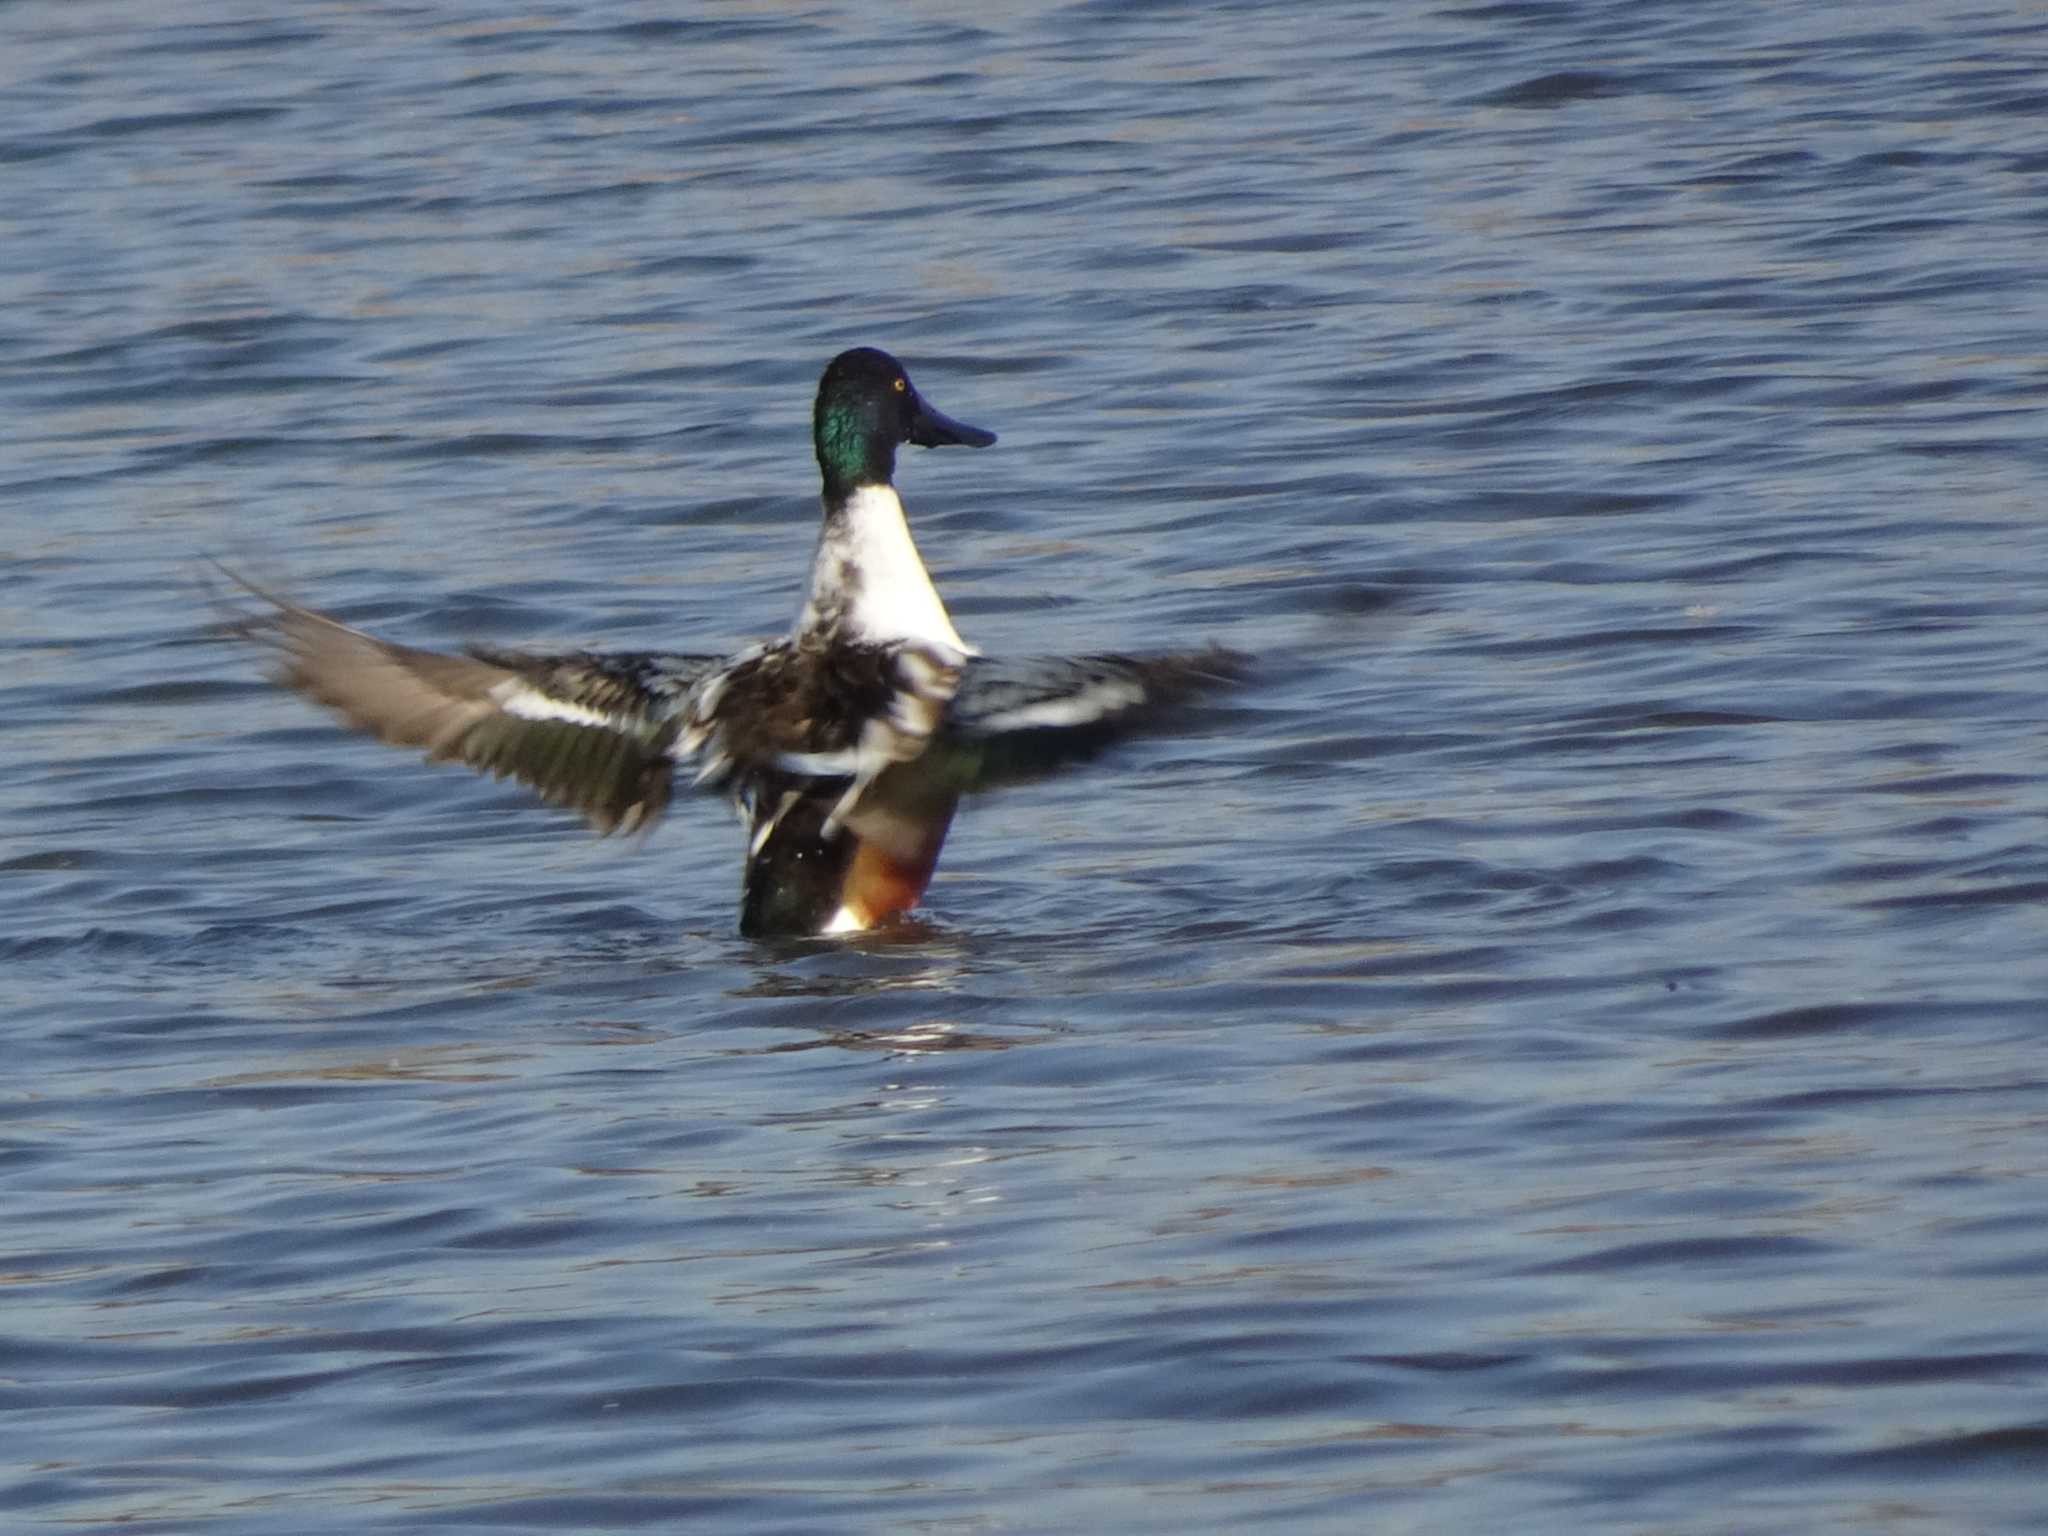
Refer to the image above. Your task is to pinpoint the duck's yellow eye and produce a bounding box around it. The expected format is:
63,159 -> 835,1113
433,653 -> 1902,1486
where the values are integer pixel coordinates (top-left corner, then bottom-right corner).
893,377 -> 907,393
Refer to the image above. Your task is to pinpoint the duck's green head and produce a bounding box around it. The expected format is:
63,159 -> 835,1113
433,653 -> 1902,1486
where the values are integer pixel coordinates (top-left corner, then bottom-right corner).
813,347 -> 996,499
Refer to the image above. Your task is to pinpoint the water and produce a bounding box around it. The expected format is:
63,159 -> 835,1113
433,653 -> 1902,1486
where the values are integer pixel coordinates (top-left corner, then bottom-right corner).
5,2 -> 2047,1530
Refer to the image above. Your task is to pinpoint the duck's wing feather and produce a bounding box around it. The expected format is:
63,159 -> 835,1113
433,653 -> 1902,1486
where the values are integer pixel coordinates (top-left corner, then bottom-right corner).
691,636 -> 968,836
229,583 -> 717,835
737,645 -> 1248,793
932,646 -> 1247,792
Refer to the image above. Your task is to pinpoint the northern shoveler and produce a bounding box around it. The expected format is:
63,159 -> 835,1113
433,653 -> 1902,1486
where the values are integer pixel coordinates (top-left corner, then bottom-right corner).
230,347 -> 1240,936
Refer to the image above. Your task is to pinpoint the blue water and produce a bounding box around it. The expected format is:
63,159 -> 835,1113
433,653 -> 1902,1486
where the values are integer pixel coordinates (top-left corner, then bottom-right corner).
5,2 -> 2047,1531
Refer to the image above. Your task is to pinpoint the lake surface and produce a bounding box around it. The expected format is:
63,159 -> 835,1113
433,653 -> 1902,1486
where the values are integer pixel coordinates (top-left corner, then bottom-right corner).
4,2 -> 2047,1531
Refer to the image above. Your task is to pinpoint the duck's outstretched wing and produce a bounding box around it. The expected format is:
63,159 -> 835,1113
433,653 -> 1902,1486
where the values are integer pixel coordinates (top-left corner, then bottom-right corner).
226,580 -> 718,835
930,646 -> 1247,792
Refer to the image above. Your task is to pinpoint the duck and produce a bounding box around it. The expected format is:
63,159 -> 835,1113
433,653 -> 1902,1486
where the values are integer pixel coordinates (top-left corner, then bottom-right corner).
230,346 -> 1240,937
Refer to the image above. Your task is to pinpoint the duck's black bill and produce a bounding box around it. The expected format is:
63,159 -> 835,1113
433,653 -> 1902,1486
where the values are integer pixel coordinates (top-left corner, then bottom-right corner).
908,394 -> 997,450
